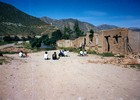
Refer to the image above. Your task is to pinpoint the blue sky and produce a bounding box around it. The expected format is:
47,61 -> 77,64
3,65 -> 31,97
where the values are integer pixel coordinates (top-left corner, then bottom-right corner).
1,0 -> 140,27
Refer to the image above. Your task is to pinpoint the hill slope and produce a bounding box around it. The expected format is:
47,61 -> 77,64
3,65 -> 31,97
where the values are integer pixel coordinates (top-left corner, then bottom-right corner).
0,2 -> 56,35
41,17 -> 99,33
97,24 -> 140,31
128,27 -> 140,31
97,24 -> 119,30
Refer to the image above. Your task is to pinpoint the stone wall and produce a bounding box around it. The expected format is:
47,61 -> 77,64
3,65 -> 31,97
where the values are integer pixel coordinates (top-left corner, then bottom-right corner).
99,28 -> 128,54
72,37 -> 85,48
56,40 -> 73,48
56,37 -> 85,48
57,28 -> 140,54
128,30 -> 140,53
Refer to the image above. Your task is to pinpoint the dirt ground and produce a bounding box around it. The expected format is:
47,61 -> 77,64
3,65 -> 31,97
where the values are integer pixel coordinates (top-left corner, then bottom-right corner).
0,50 -> 140,100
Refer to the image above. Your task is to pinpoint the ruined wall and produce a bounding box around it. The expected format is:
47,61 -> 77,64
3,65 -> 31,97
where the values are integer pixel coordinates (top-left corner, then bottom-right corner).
72,37 -> 85,48
100,28 -> 128,54
128,31 -> 140,53
57,28 -> 135,55
57,37 -> 85,48
92,33 -> 103,53
85,33 -> 102,52
84,33 -> 94,50
56,40 -> 73,47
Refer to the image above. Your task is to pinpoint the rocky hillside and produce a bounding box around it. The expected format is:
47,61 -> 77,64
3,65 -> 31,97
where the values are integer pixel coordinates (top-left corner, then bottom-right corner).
97,24 -> 119,30
41,17 -> 99,33
0,2 -> 57,35
128,27 -> 140,31
97,24 -> 140,31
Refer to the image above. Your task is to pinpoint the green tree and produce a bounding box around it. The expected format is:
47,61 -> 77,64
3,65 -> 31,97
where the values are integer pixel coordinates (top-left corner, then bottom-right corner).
27,36 -> 32,40
90,29 -> 94,36
21,36 -> 26,41
3,35 -> 12,42
50,30 -> 62,44
14,35 -> 20,41
42,35 -> 51,45
62,26 -> 72,39
89,29 -> 94,42
74,20 -> 83,37
30,38 -> 42,48
62,33 -> 70,39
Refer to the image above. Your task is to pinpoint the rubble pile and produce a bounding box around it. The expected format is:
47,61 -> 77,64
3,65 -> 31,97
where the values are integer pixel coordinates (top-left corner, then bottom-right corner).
88,54 -> 140,66
0,56 -> 13,65
0,47 -> 32,53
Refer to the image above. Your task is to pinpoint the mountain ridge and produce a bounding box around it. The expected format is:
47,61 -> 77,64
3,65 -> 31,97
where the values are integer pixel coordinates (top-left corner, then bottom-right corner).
41,17 -> 140,32
1,1 -> 140,36
0,1 -> 47,26
0,1 -> 56,35
97,24 -> 119,30
41,17 -> 99,33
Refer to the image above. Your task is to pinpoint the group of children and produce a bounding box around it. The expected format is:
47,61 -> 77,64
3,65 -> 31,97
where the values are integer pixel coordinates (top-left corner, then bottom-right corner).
79,50 -> 87,56
19,51 -> 29,58
44,51 -> 59,60
44,50 -> 69,60
58,50 -> 69,57
19,49 -> 87,60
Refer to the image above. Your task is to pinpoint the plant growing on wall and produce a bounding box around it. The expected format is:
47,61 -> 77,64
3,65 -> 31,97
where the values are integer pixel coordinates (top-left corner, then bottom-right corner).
89,29 -> 94,42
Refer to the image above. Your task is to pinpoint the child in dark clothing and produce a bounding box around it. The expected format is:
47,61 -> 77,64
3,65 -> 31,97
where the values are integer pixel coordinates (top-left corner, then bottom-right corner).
52,52 -> 59,60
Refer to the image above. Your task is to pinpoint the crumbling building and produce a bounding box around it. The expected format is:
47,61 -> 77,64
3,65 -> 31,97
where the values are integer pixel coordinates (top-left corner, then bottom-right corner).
57,28 -> 140,54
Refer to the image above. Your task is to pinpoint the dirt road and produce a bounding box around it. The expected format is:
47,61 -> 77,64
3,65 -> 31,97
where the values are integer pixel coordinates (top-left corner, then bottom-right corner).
0,50 -> 140,100
0,43 -> 15,49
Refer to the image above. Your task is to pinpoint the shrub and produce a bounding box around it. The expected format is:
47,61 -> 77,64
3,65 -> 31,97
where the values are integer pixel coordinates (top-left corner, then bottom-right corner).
58,47 -> 80,53
98,52 -> 114,57
22,42 -> 32,49
0,51 -> 18,54
129,64 -> 140,69
87,50 -> 96,54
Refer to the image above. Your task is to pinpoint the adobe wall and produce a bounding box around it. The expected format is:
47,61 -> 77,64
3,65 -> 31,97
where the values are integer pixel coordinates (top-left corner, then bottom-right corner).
99,28 -> 128,54
85,33 -> 102,52
72,37 -> 85,48
57,28 -> 136,55
56,37 -> 85,48
56,40 -> 73,47
128,30 -> 140,53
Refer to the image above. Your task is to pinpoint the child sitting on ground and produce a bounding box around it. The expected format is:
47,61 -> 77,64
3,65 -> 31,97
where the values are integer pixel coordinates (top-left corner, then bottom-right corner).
52,52 -> 59,60
44,51 -> 50,60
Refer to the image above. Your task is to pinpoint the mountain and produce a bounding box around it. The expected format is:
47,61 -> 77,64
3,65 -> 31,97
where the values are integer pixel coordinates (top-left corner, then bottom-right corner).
0,2 -> 56,35
41,17 -> 99,33
97,24 -> 119,30
128,27 -> 140,31
97,24 -> 140,31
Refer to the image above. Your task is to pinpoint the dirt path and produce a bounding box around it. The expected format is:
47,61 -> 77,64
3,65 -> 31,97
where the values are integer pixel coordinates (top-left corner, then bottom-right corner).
0,43 -> 15,49
0,50 -> 140,100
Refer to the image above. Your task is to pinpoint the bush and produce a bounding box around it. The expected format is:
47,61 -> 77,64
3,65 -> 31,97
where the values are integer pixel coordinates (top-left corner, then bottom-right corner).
22,42 -> 32,49
0,51 -> 18,54
30,38 -> 42,48
87,50 -> 96,54
98,52 -> 114,57
58,47 -> 80,53
129,64 -> 140,69
0,58 -> 5,65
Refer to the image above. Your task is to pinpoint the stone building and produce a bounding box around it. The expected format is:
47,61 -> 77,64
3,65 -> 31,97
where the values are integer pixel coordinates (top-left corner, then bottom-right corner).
57,28 -> 139,54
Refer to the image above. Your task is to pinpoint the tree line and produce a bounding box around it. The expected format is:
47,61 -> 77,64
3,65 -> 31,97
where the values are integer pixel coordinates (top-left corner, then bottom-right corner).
1,21 -> 94,49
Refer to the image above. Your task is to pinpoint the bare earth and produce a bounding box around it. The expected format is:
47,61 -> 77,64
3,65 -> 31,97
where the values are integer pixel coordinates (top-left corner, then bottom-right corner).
0,50 -> 140,100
